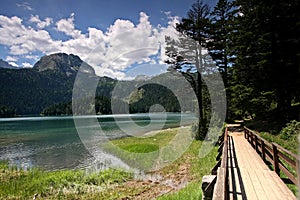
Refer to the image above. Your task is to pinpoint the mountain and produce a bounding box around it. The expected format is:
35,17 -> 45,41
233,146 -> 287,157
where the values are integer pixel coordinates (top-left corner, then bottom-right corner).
34,53 -> 95,76
0,52 -> 194,117
0,53 -> 102,115
0,59 -> 18,69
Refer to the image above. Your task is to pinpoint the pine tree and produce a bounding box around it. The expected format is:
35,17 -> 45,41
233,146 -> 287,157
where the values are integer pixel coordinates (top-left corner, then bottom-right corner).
231,0 -> 300,120
207,0 -> 237,88
165,0 -> 212,139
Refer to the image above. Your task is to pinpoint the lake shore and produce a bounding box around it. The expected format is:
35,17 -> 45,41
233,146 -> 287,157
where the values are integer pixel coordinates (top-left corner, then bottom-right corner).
0,113 -> 196,170
0,126 -> 218,199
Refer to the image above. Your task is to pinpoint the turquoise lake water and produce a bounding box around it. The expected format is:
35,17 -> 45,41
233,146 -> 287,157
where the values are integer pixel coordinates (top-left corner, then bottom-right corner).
0,113 -> 196,170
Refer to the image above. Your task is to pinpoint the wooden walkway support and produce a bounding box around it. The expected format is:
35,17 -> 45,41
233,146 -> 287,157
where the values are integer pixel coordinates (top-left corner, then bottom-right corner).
211,125 -> 297,200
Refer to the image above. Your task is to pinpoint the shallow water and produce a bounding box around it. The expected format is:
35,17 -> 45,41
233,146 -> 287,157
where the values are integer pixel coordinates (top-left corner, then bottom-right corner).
0,113 -> 196,170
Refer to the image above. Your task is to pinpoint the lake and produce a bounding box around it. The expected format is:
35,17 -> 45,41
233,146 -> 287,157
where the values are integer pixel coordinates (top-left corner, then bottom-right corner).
0,113 -> 196,171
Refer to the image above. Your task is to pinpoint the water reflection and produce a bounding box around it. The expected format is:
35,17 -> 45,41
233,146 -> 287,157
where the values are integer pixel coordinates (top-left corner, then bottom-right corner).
0,113 -> 196,171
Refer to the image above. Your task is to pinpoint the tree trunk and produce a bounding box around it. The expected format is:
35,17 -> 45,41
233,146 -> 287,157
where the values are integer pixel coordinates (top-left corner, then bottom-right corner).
195,42 -> 206,139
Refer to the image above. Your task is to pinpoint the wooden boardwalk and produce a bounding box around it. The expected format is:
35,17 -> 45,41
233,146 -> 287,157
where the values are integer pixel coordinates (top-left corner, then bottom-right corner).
227,128 -> 297,200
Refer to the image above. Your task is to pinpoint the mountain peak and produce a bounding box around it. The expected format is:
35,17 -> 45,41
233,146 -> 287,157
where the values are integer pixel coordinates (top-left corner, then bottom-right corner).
34,53 -> 93,76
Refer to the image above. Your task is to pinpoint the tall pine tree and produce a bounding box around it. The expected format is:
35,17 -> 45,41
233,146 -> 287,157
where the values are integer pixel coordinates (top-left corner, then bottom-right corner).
231,0 -> 300,120
207,0 -> 237,88
165,0 -> 211,139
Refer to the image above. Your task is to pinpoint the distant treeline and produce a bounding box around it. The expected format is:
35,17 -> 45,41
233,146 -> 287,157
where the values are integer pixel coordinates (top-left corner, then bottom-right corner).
41,83 -> 185,116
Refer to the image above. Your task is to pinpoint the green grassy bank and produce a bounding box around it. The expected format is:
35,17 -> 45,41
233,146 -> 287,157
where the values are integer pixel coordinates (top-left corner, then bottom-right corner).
0,127 -> 218,199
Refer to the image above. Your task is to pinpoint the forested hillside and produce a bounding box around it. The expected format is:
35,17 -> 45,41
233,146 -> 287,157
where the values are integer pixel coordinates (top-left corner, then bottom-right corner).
0,53 -> 109,116
0,53 -> 191,116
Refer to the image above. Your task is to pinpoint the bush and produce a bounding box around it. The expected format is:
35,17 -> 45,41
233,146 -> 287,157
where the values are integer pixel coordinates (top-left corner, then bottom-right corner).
280,120 -> 300,141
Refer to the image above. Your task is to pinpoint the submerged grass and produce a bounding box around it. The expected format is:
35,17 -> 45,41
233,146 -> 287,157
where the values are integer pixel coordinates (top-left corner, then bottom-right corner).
102,128 -> 180,171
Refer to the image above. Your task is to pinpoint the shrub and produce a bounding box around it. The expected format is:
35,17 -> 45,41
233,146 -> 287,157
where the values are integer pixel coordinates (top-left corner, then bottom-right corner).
280,120 -> 300,141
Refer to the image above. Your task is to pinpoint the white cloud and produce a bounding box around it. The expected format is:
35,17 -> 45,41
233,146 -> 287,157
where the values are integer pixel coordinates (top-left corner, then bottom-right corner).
16,2 -> 33,11
8,62 -> 18,67
24,55 -> 40,61
0,12 -> 180,79
6,56 -> 18,62
0,15 -> 27,46
157,15 -> 180,64
29,15 -> 53,29
22,62 -> 33,68
100,12 -> 161,76
0,15 -> 62,55
56,13 -> 81,38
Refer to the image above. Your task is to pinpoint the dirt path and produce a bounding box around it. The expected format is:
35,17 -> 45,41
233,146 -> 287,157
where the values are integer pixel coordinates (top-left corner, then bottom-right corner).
119,158 -> 192,199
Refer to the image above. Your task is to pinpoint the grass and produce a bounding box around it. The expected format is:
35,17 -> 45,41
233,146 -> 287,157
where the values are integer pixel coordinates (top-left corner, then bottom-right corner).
0,161 -> 133,199
119,143 -> 159,153
102,128 -> 180,171
0,126 -> 219,199
157,182 -> 202,200
156,138 -> 218,200
0,138 -> 152,199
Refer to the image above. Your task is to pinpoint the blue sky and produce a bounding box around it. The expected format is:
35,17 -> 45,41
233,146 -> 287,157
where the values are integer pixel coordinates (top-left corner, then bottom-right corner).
0,0 -> 217,79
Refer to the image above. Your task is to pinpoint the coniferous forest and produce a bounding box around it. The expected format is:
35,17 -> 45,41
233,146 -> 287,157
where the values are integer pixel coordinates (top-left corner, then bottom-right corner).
165,0 -> 299,138
0,0 -> 299,133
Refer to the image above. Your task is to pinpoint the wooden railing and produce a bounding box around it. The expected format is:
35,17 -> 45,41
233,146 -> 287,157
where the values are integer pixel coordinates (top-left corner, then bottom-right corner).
244,127 -> 300,186
211,127 -> 229,200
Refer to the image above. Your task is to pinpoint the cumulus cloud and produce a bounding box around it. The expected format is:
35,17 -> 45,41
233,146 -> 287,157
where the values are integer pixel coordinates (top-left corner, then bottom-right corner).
22,62 -> 33,68
8,62 -> 18,67
0,12 -> 179,79
103,12 -> 160,71
6,56 -> 18,62
56,13 -> 81,38
30,15 -> 53,29
0,15 -> 61,55
24,55 -> 40,61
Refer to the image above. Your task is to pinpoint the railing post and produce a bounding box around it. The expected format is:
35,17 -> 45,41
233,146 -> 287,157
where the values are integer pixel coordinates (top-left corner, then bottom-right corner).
254,135 -> 258,152
296,157 -> 300,188
245,129 -> 248,141
272,143 -> 280,175
249,130 -> 251,143
261,140 -> 265,161
250,132 -> 254,147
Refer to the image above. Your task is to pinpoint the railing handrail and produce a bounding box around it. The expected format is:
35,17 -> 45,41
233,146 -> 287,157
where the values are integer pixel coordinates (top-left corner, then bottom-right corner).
244,127 -> 272,147
212,127 -> 229,200
244,126 -> 300,186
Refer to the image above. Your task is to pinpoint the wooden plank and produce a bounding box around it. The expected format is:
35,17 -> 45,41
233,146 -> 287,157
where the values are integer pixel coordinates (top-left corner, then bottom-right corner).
238,168 -> 258,200
228,130 -> 296,200
246,168 -> 270,199
233,167 -> 243,199
272,143 -> 280,175
278,150 -> 296,168
254,169 -> 282,200
213,167 -> 226,200
234,134 -> 268,171
278,162 -> 297,185
260,170 -> 288,200
266,170 -> 296,200
273,142 -> 298,159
